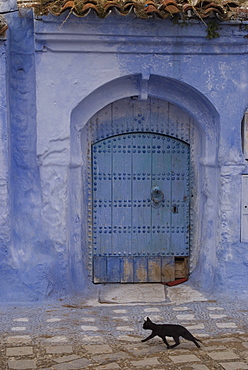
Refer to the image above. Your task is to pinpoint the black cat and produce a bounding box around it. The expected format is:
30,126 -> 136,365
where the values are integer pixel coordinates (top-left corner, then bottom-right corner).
141,317 -> 202,349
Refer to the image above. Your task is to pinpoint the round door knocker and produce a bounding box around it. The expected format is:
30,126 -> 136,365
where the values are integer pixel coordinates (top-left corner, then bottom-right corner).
151,186 -> 164,208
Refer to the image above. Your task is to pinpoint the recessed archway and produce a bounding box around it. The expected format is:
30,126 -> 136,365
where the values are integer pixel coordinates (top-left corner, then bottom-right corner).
69,74 -> 220,291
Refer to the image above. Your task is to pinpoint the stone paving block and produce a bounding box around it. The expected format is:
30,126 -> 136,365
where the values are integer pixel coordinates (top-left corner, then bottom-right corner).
113,316 -> 128,321
176,314 -> 195,320
117,335 -> 141,342
80,335 -> 104,343
6,346 -> 33,356
46,318 -> 61,323
209,314 -> 227,319
207,307 -> 224,311
207,350 -> 240,361
81,317 -> 96,322
169,354 -> 201,363
197,333 -> 210,339
130,357 -> 161,367
84,344 -> 113,354
46,345 -> 73,354
216,323 -> 237,329
204,345 -> 227,351
173,306 -> 191,311
52,358 -> 92,369
123,343 -> 145,349
116,326 -> 134,331
204,338 -> 240,344
191,365 -> 210,370
11,327 -> 27,332
231,342 -> 248,351
124,343 -> 165,355
6,335 -> 32,344
219,362 -> 248,370
54,354 -> 80,363
113,309 -> 127,314
92,351 -> 128,363
80,325 -> 98,331
144,307 -> 161,313
241,351 -> 248,360
95,363 -> 120,369
129,347 -> 161,356
185,324 -> 205,330
45,336 -> 68,343
8,359 -> 36,369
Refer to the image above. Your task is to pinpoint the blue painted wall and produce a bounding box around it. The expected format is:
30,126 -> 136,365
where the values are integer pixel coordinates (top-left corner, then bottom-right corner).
0,24 -> 12,299
1,8 -> 248,300
2,12 -> 75,300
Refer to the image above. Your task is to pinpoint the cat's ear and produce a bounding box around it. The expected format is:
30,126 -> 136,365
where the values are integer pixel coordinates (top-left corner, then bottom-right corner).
147,317 -> 151,321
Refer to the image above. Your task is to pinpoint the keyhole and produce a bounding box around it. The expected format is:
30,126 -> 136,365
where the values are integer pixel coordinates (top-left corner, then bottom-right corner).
173,205 -> 178,213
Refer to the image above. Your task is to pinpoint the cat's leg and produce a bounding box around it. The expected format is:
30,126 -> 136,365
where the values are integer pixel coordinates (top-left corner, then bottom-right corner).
182,331 -> 201,348
169,336 -> 180,349
141,333 -> 156,342
162,336 -> 170,349
192,339 -> 201,348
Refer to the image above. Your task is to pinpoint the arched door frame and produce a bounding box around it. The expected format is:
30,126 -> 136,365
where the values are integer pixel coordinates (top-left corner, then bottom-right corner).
69,74 -> 220,291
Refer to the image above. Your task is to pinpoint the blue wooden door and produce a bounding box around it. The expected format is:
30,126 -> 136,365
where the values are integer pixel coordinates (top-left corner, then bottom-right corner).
92,133 -> 190,283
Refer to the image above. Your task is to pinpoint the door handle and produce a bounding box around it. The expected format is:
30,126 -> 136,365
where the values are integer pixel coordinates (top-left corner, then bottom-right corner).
172,204 -> 178,213
151,186 -> 164,206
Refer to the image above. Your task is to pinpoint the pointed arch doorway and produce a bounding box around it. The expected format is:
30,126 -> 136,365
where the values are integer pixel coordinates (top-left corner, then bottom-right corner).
86,97 -> 193,284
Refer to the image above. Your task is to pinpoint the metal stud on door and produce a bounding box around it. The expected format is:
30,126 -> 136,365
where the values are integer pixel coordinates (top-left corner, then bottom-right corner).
92,133 -> 190,283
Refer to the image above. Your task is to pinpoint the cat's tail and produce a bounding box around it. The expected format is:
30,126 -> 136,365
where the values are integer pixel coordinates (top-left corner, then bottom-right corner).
194,337 -> 202,343
183,331 -> 202,347
193,337 -> 202,348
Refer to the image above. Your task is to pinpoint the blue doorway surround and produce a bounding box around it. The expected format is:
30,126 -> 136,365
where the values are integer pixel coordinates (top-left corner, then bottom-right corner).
70,75 -> 219,292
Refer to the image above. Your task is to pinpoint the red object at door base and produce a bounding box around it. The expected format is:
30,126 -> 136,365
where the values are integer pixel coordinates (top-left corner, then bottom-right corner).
162,278 -> 188,287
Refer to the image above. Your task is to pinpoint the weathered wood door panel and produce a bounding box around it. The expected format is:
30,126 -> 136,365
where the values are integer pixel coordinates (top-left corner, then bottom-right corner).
92,133 -> 190,283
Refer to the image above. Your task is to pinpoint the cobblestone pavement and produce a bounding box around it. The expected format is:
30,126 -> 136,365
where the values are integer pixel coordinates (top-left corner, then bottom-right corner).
1,293 -> 248,369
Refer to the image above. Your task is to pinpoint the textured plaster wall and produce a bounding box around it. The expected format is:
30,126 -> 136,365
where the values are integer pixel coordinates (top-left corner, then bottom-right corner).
0,32 -> 12,299
2,12 -> 77,301
0,0 -> 17,12
2,10 -> 248,300
34,14 -> 248,296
